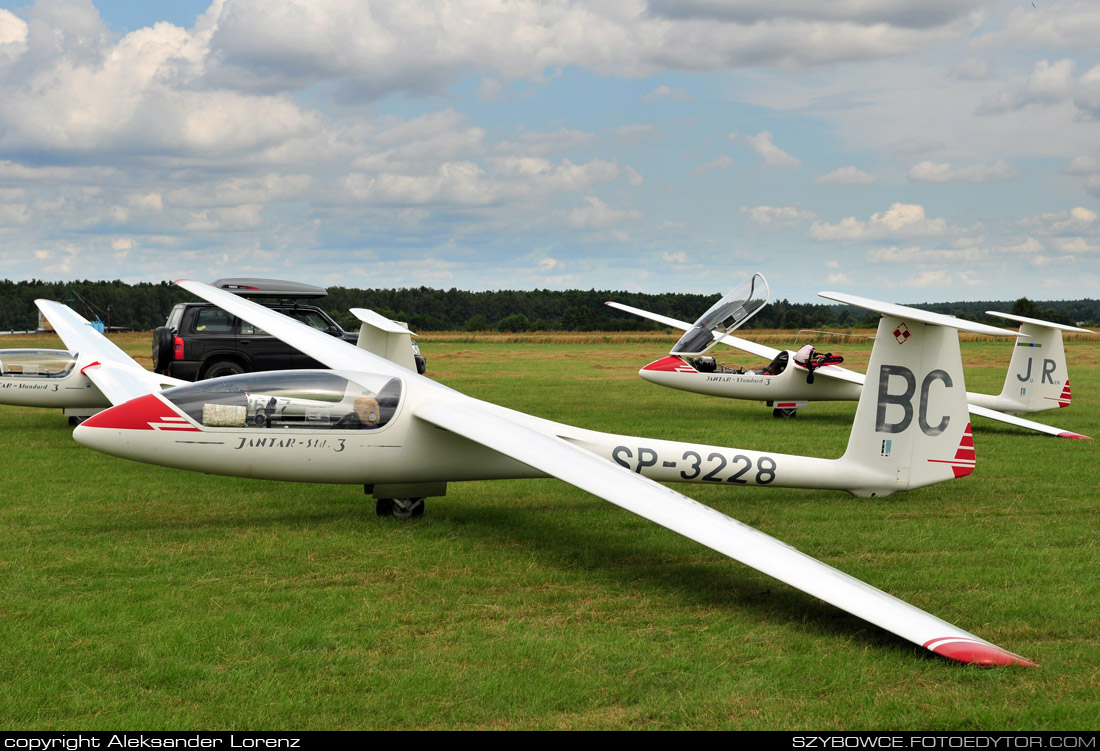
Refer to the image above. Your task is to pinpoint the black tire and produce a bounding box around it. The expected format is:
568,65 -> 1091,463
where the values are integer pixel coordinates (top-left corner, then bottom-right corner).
376,497 -> 425,519
772,408 -> 798,419
151,327 -> 175,373
201,359 -> 246,380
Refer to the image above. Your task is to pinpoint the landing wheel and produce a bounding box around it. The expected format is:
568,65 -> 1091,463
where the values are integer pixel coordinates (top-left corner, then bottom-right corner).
376,497 -> 425,519
68,416 -> 84,426
772,408 -> 798,419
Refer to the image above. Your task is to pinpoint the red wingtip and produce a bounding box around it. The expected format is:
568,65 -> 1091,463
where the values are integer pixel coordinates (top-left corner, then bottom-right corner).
925,637 -> 1038,667
1058,431 -> 1091,440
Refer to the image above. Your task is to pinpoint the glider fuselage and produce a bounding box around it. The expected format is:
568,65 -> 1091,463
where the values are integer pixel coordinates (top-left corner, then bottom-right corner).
0,349 -> 109,409
76,356 -> 971,497
639,354 -> 862,403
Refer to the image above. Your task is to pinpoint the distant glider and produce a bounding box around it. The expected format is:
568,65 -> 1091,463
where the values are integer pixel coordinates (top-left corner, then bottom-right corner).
70,279 -> 1038,666
607,280 -> 1093,439
0,301 -> 185,423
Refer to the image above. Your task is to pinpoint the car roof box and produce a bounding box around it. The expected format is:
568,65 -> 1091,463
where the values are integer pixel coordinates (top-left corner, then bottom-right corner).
211,278 -> 328,299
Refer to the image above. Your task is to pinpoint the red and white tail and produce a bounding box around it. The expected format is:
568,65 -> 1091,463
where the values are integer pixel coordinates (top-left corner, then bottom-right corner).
839,315 -> 976,494
817,293 -> 1020,496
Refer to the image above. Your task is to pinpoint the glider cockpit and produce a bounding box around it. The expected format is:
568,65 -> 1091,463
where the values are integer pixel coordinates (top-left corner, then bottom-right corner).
670,273 -> 769,356
159,370 -> 404,431
0,349 -> 79,378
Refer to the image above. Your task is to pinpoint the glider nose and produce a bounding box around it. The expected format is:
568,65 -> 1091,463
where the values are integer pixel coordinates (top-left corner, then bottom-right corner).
641,356 -> 696,373
639,356 -> 696,381
74,393 -> 196,458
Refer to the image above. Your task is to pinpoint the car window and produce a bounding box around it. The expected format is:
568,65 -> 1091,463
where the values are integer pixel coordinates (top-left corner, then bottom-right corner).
166,305 -> 185,331
194,308 -> 234,333
239,321 -> 269,336
287,310 -> 333,331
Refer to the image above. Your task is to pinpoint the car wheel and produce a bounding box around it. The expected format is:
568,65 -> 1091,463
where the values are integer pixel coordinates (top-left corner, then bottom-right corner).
152,327 -> 175,373
202,359 -> 246,379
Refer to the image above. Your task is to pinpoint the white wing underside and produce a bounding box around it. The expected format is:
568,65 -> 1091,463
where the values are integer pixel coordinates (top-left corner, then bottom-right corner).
176,280 -> 1033,664
35,300 -> 187,405
605,300 -> 1085,437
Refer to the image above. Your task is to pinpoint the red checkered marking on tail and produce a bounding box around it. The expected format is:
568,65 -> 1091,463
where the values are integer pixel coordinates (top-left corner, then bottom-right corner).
893,322 -> 911,344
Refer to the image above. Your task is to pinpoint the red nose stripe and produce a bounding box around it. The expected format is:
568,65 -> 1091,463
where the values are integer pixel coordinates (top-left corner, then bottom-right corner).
80,394 -> 199,432
642,356 -> 697,373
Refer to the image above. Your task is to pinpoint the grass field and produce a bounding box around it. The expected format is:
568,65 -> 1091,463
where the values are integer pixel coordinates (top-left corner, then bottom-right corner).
0,330 -> 1097,730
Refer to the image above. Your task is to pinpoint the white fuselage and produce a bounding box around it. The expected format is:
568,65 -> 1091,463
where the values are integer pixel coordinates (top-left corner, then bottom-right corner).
639,355 -> 862,403
73,369 -> 920,497
0,349 -> 109,409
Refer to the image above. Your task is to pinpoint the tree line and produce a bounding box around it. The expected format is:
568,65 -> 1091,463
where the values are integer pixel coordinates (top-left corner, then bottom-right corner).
1,278 -> 1096,333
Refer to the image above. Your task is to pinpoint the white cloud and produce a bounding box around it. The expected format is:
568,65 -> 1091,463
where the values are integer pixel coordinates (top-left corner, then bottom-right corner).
974,2 -> 1100,50
997,237 -> 1045,255
130,193 -> 164,212
564,196 -> 642,230
732,131 -> 801,168
908,160 -> 1018,183
815,166 -> 876,185
866,245 -> 990,264
952,58 -> 993,81
167,174 -> 313,209
1049,236 -> 1099,254
662,250 -> 688,263
0,8 -> 28,55
1065,155 -> 1100,175
644,85 -> 693,102
202,0 -> 989,95
346,162 -> 495,206
345,157 -> 618,208
811,203 -> 948,241
740,204 -> 815,226
903,270 -> 982,288
978,58 -> 1100,120
1019,207 -> 1097,234
185,205 -> 264,231
693,155 -> 733,176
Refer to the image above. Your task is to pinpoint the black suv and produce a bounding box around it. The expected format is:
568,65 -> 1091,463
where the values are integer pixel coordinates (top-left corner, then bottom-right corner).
152,278 -> 425,381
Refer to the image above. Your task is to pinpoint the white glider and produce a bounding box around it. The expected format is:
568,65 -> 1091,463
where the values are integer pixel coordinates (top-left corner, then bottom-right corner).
607,287 -> 1093,439
72,280 -> 1038,666
0,300 -> 185,422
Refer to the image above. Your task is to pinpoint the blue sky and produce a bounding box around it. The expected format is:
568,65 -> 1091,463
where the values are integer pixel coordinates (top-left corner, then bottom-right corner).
0,1 -> 1098,302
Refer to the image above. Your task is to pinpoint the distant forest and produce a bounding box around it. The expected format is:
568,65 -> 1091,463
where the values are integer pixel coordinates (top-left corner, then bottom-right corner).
2,278 -> 1098,333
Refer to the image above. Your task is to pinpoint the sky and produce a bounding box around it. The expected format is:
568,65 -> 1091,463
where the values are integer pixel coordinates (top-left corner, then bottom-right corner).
0,1 -> 1098,303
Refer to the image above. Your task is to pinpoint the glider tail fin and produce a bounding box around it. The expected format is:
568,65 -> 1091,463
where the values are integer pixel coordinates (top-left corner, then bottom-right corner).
996,323 -> 1070,413
839,315 -> 975,496
350,308 -> 420,372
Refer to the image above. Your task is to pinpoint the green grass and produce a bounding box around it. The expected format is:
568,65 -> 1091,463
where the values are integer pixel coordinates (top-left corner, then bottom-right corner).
0,332 -> 1097,729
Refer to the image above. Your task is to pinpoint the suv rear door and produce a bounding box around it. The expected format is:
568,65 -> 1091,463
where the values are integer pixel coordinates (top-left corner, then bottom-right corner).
283,308 -> 343,368
187,307 -> 238,368
236,316 -> 298,372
